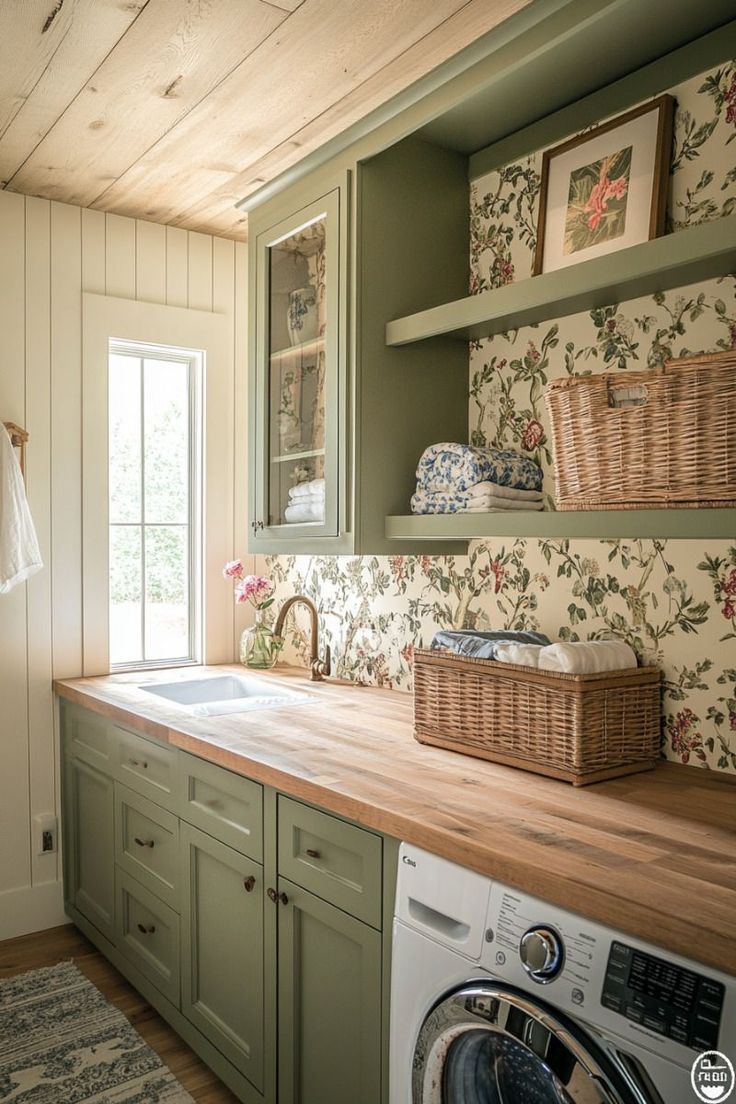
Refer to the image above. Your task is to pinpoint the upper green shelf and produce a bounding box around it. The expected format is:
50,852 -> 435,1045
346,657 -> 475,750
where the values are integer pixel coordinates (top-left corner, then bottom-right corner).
385,217 -> 736,346
385,509 -> 736,542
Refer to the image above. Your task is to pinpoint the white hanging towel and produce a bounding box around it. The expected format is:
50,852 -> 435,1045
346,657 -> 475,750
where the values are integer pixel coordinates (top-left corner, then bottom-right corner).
0,424 -> 42,594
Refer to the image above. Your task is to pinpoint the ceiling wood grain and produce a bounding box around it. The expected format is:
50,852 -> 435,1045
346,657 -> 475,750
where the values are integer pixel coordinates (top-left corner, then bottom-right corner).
0,0 -> 531,238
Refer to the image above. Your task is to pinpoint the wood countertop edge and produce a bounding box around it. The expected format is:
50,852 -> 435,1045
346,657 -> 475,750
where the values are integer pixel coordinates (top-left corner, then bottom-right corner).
54,676 -> 733,975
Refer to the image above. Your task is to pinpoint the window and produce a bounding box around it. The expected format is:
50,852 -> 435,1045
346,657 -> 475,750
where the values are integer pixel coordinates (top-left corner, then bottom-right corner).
108,340 -> 202,668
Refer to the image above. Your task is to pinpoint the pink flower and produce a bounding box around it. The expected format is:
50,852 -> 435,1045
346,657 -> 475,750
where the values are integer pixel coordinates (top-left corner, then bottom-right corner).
234,574 -> 274,608
725,74 -> 736,126
584,171 -> 628,231
521,419 -> 544,451
223,559 -> 245,580
723,598 -> 735,621
490,556 -> 505,595
721,569 -> 736,597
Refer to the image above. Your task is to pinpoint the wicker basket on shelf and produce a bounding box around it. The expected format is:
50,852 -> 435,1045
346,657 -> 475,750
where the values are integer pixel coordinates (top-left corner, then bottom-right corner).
544,349 -> 736,510
413,648 -> 661,786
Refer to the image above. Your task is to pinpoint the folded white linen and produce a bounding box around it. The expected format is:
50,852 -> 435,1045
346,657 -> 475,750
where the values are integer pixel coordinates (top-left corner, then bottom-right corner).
538,639 -> 637,675
284,502 -> 324,524
0,425 -> 42,594
289,478 -> 325,501
493,643 -> 544,667
287,493 -> 324,506
411,489 -> 544,514
463,481 -> 543,503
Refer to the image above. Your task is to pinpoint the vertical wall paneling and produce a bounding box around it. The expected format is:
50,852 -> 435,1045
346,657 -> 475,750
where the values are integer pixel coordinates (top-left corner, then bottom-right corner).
25,197 -> 56,886
166,226 -> 188,308
233,240 -> 254,645
0,195 -> 245,937
105,213 -> 136,299
135,220 -> 166,303
0,191 -> 31,897
187,231 -> 214,311
50,202 -> 83,679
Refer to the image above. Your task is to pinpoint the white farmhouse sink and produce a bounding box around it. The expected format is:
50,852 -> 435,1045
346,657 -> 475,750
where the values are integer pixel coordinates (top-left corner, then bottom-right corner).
141,674 -> 312,717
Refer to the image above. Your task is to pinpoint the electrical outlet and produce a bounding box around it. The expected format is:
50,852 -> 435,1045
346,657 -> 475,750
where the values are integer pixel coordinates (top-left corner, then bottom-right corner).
34,814 -> 57,856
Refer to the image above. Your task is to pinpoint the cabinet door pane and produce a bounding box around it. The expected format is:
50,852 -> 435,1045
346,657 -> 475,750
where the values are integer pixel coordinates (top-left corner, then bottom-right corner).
65,757 -> 115,943
181,823 -> 264,1092
278,879 -> 381,1104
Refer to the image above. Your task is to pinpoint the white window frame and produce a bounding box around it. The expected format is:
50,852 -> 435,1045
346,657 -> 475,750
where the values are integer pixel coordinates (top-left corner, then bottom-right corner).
82,293 -> 232,675
108,338 -> 203,671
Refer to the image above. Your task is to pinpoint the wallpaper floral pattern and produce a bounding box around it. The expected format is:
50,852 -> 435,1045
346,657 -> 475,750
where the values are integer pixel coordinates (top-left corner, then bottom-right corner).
265,59 -> 736,774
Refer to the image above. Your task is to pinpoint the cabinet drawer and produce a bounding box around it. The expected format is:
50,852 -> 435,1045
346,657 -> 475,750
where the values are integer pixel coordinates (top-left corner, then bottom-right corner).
116,869 -> 180,1005
115,784 -> 179,909
113,726 -> 177,810
277,797 -> 382,928
178,752 -> 263,861
63,702 -> 112,772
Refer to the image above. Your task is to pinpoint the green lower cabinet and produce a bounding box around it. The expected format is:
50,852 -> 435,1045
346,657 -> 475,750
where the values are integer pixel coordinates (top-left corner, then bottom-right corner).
277,878 -> 382,1104
180,822 -> 265,1094
64,755 -> 115,943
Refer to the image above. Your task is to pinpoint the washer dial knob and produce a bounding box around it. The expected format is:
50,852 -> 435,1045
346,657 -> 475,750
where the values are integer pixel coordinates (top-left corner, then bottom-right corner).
519,926 -> 564,983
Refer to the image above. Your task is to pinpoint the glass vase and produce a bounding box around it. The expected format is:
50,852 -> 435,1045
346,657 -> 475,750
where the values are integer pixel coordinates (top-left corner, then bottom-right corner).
239,610 -> 281,669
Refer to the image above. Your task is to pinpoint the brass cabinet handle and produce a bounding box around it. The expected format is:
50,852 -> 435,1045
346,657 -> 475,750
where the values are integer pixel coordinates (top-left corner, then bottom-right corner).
134,837 -> 155,849
136,923 -> 156,935
267,887 -> 288,905
305,848 -> 321,859
243,875 -> 256,893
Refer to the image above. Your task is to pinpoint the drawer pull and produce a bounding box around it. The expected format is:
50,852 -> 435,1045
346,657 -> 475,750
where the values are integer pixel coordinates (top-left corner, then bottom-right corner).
134,837 -> 155,849
136,923 -> 156,935
243,875 -> 256,893
204,798 -> 224,811
129,758 -> 149,770
267,887 -> 288,906
305,848 -> 321,859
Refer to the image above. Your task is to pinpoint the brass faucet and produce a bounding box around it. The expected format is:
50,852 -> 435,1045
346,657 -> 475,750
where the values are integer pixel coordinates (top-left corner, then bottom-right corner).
273,594 -> 331,682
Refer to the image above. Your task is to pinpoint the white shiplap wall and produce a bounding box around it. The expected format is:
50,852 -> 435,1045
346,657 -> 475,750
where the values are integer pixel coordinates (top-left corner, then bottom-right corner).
0,191 -> 249,937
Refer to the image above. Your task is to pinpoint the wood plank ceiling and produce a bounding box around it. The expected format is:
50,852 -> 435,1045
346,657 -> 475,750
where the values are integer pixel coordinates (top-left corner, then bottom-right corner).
0,0 -> 530,240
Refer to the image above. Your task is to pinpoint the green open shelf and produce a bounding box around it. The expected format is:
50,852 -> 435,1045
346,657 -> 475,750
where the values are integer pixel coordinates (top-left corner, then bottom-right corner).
385,509 -> 736,542
385,216 -> 736,346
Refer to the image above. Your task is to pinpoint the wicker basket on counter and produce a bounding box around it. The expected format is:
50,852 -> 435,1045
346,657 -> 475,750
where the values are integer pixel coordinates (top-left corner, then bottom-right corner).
544,349 -> 736,510
413,648 -> 661,786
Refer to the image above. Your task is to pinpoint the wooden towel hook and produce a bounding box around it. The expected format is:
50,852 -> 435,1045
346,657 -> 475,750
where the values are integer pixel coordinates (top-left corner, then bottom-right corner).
3,421 -> 29,477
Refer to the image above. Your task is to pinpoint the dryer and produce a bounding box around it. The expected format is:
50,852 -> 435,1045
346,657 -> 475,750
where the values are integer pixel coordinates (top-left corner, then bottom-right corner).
390,844 -> 735,1103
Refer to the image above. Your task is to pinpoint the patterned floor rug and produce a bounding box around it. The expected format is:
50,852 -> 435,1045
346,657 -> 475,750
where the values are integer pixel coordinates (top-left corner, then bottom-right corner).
0,961 -> 194,1102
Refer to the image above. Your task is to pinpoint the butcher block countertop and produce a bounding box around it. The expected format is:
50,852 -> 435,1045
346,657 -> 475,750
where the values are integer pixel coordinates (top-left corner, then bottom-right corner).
54,664 -> 735,975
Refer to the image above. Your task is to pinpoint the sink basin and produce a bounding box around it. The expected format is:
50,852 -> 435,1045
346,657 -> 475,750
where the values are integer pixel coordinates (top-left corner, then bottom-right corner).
141,674 -> 313,717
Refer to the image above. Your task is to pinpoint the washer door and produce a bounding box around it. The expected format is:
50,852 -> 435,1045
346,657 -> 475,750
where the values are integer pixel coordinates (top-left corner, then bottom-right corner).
412,984 -> 663,1104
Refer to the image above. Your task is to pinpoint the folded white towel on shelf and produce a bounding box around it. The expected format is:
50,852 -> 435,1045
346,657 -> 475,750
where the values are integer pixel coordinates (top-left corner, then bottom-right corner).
493,643 -> 544,667
0,425 -> 42,594
284,502 -> 325,524
537,639 -> 638,675
411,487 -> 544,514
463,481 -> 544,503
289,478 -> 325,501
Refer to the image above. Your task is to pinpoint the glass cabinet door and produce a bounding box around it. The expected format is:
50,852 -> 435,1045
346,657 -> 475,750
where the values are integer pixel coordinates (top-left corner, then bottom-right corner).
254,189 -> 340,542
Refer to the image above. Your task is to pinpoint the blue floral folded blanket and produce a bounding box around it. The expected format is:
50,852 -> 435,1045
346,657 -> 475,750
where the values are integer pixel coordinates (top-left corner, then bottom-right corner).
416,443 -> 543,493
431,629 -> 552,660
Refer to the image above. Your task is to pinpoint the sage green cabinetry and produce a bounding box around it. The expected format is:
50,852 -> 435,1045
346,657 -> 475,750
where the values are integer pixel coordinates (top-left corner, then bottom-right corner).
181,822 -> 265,1091
60,699 -> 395,1104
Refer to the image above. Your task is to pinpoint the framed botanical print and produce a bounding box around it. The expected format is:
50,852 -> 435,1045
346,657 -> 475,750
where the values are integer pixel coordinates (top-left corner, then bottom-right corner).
533,95 -> 674,275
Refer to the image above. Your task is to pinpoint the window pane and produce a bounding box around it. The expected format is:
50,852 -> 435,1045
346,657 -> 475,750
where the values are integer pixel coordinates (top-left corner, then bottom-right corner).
109,526 -> 142,665
144,358 -> 189,524
109,354 -> 141,524
145,526 -> 189,661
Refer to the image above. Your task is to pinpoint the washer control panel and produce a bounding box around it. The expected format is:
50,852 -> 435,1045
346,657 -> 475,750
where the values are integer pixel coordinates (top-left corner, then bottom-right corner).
602,940 -> 724,1050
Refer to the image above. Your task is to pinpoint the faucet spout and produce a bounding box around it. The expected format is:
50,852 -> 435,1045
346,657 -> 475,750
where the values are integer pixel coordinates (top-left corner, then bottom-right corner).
273,594 -> 331,682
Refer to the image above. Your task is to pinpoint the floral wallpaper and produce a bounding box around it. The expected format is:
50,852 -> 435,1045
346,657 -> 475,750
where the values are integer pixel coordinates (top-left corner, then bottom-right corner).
264,59 -> 736,773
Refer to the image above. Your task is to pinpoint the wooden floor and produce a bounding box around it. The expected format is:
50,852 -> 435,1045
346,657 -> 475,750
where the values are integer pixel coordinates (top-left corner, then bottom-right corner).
0,923 -> 239,1103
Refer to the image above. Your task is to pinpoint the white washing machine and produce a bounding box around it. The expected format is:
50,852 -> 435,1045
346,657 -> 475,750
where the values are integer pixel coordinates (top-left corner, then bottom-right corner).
390,844 -> 736,1103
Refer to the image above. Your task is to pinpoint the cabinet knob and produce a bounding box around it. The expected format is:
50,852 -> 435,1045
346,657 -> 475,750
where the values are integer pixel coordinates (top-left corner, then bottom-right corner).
243,875 -> 256,893
136,923 -> 156,935
267,887 -> 288,905
129,758 -> 148,769
305,848 -> 321,859
134,837 -> 155,849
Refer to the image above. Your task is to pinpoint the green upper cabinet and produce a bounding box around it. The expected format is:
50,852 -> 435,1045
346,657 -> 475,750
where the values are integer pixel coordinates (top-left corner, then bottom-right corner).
250,182 -> 348,553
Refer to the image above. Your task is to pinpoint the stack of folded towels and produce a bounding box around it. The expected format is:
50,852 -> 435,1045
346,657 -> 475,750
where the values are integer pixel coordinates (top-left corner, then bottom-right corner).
411,443 -> 544,514
284,477 -> 325,524
431,630 -> 638,673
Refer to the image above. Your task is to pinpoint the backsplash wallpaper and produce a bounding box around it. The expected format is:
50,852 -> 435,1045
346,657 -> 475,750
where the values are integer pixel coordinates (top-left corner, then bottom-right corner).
265,58 -> 736,773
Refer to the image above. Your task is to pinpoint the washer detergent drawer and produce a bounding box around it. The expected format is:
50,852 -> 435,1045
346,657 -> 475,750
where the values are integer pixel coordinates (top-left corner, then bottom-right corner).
396,843 -> 491,959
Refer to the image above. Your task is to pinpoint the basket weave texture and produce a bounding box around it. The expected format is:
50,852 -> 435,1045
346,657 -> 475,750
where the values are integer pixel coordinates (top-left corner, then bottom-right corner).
413,648 -> 661,786
544,349 -> 736,510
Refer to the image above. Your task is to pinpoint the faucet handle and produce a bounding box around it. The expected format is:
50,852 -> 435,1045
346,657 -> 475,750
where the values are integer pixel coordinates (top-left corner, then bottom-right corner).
311,642 -> 331,681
